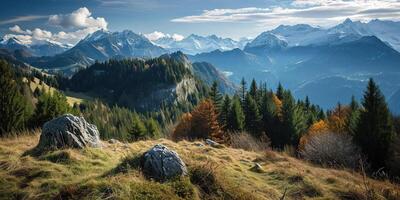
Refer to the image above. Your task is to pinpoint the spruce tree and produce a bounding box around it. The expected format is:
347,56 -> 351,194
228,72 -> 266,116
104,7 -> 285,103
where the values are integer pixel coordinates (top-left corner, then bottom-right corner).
244,94 -> 261,136
227,95 -> 245,132
249,79 -> 258,101
219,95 -> 231,130
32,90 -> 70,126
354,79 -> 395,170
130,114 -> 147,141
276,82 -> 284,100
209,81 -> 223,110
0,60 -> 28,136
259,92 -> 276,135
347,96 -> 360,136
239,78 -> 247,105
145,118 -> 160,139
279,91 -> 306,147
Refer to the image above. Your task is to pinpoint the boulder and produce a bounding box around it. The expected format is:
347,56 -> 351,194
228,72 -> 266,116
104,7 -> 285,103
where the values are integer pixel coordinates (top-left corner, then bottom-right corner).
250,163 -> 264,173
37,114 -> 101,149
141,144 -> 187,181
205,139 -> 224,148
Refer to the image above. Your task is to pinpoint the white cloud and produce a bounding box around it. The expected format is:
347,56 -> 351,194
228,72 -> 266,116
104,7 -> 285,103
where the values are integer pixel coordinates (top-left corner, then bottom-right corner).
0,15 -> 47,25
144,31 -> 184,41
3,7 -> 108,46
171,0 -> 400,29
9,25 -> 31,34
49,7 -> 107,30
144,31 -> 167,41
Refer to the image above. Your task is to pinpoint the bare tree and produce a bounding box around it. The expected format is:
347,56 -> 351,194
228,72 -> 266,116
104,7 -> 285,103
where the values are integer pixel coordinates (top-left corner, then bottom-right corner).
300,132 -> 360,168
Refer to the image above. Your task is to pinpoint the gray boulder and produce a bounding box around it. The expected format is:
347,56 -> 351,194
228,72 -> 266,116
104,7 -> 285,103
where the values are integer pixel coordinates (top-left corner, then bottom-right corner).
141,144 -> 187,181
37,114 -> 101,149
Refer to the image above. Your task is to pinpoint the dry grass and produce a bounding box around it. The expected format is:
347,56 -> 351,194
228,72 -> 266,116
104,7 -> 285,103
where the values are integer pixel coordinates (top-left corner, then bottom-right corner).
0,131 -> 399,199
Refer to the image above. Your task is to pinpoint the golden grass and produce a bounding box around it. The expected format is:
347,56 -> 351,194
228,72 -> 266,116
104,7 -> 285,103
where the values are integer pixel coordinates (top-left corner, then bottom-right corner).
0,131 -> 399,200
23,77 -> 88,106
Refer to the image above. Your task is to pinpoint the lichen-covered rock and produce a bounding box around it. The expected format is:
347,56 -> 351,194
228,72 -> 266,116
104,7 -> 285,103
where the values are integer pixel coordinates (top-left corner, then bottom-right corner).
37,114 -> 101,149
141,144 -> 187,181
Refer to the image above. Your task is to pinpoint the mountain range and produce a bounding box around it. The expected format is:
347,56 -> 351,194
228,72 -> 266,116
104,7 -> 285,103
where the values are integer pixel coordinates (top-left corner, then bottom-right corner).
0,37 -> 69,57
1,18 -> 400,112
150,34 -> 251,55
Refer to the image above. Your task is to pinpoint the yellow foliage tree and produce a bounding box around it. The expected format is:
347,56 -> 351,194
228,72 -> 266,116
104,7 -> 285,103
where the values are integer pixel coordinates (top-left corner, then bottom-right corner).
327,104 -> 351,134
272,94 -> 283,119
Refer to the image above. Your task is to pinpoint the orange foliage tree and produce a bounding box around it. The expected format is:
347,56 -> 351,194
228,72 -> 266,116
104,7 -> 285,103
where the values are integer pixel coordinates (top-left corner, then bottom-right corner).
272,94 -> 283,119
172,113 -> 192,141
173,99 -> 224,142
327,104 -> 351,134
299,120 -> 329,150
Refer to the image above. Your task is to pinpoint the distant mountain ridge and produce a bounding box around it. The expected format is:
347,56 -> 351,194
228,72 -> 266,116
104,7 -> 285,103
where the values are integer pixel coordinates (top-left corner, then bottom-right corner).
191,19 -> 400,110
0,37 -> 69,57
151,34 -> 251,55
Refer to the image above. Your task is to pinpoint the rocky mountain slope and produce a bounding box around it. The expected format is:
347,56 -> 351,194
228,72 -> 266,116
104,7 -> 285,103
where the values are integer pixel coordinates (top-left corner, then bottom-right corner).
0,131 -> 398,200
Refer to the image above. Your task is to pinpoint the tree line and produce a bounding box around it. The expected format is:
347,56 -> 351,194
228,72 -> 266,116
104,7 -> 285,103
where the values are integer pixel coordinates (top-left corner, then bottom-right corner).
173,78 -> 399,178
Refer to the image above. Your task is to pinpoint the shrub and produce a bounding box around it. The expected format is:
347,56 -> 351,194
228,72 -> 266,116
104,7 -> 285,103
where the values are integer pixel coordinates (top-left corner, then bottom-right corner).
229,131 -> 270,152
300,132 -> 360,168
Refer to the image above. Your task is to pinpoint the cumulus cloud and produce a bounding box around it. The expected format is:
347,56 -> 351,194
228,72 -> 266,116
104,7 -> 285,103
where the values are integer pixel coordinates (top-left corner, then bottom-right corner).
144,31 -> 184,41
2,7 -> 108,46
49,7 -> 107,30
171,0 -> 400,28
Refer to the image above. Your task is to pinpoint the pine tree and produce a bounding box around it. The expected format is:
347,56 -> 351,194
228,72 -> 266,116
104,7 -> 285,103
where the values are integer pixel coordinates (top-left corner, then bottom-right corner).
130,114 -> 147,141
227,95 -> 245,132
354,78 -> 395,170
347,96 -> 360,136
249,79 -> 258,101
239,78 -> 247,105
209,81 -> 223,110
260,92 -> 276,134
145,118 -> 160,139
219,95 -> 231,130
32,90 -> 70,127
276,82 -> 284,100
278,91 -> 306,147
0,60 -> 28,136
244,94 -> 261,136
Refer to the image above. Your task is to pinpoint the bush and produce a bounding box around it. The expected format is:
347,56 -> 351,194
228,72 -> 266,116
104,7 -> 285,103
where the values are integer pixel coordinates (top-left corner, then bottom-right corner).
300,132 -> 360,168
229,131 -> 270,152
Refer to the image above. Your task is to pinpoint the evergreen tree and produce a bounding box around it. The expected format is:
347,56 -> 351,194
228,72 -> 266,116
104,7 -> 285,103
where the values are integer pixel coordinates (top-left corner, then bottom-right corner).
227,95 -> 245,132
32,90 -> 71,127
219,95 -> 231,130
0,60 -> 29,135
354,79 -> 395,170
239,78 -> 247,105
276,82 -> 284,100
249,79 -> 258,101
130,114 -> 147,141
259,92 -> 276,135
209,81 -> 223,110
145,118 -> 161,139
278,91 -> 306,147
244,94 -> 261,136
347,96 -> 360,136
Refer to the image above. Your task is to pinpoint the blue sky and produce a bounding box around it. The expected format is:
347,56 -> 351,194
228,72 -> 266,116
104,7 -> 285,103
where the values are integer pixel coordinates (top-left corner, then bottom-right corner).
1,0 -> 400,45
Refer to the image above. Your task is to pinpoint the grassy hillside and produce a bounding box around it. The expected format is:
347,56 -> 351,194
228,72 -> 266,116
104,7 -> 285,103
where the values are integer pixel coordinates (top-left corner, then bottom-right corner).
0,131 -> 399,200
23,77 -> 91,106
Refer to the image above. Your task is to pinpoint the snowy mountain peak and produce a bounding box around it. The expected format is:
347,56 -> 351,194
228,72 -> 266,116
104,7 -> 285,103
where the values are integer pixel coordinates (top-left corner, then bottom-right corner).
245,32 -> 288,50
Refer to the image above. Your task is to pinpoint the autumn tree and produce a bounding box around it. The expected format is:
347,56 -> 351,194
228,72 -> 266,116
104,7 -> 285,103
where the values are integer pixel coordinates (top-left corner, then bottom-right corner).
173,99 -> 224,142
173,113 -> 192,141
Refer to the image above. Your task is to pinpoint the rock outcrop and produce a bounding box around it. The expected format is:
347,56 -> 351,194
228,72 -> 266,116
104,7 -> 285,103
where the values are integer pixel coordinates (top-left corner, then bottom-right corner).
141,144 -> 187,181
37,114 -> 101,149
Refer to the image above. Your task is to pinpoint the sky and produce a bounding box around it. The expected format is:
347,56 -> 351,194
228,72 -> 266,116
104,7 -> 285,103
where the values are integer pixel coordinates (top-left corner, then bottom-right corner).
1,0 -> 400,45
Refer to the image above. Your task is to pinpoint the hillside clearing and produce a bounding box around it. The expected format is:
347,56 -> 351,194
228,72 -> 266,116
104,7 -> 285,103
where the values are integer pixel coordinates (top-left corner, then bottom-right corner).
0,131 -> 399,200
